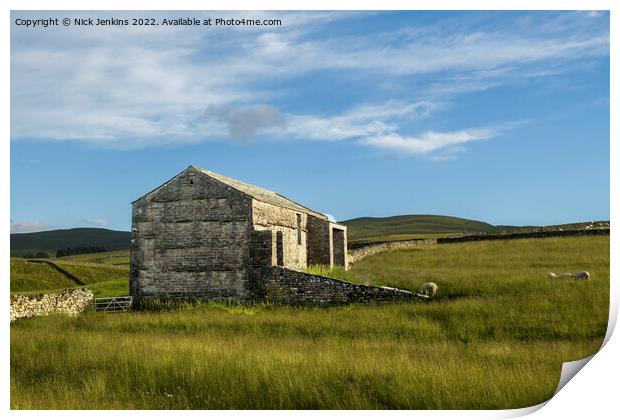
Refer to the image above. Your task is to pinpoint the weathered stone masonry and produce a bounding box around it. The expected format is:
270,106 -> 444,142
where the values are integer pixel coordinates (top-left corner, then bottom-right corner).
10,289 -> 94,322
264,267 -> 416,305
130,166 -> 402,306
348,238 -> 437,264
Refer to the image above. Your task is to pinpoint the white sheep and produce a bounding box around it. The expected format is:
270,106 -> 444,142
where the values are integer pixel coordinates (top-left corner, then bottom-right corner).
548,272 -> 574,280
418,282 -> 438,298
574,271 -> 591,280
547,271 -> 591,280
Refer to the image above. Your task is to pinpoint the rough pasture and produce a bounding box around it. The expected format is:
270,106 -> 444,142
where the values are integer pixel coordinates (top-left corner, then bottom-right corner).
10,236 -> 609,409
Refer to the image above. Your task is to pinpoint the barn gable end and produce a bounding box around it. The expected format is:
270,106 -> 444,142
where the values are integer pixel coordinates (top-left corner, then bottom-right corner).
130,167 -> 254,301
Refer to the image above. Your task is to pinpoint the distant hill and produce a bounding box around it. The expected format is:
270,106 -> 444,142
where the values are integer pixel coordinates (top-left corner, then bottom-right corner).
10,228 -> 131,257
340,214 -> 507,243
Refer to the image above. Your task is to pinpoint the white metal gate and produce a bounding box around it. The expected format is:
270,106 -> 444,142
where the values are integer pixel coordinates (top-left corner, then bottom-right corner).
93,296 -> 133,312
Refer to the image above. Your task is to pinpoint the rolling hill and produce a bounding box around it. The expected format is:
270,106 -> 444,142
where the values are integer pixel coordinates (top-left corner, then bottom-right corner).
10,228 -> 131,257
340,214 -> 507,243
11,216 -> 605,255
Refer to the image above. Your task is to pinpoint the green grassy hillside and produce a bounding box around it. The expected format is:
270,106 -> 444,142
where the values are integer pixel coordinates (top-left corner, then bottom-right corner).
340,214 -> 502,242
10,257 -> 129,298
57,250 -> 130,266
10,259 -> 77,293
54,261 -> 129,297
10,228 -> 130,257
10,235 -> 609,409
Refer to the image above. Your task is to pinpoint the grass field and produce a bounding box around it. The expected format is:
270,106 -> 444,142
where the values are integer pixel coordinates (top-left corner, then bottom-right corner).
10,253 -> 129,297
57,250 -> 130,266
10,235 -> 609,409
348,232 -> 464,244
10,259 -> 77,293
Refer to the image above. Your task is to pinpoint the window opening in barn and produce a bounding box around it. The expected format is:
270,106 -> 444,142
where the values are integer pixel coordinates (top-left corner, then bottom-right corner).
296,213 -> 302,245
276,231 -> 284,266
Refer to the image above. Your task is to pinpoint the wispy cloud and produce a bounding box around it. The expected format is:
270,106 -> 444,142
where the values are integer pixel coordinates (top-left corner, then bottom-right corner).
80,218 -> 109,227
361,121 -> 526,157
281,100 -> 439,141
10,219 -> 53,233
10,11 -> 609,157
361,128 -> 494,155
204,105 -> 285,140
360,120 -> 531,159
188,99 -> 513,157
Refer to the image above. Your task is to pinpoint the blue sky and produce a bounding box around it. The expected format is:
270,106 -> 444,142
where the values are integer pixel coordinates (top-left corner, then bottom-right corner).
10,10 -> 609,233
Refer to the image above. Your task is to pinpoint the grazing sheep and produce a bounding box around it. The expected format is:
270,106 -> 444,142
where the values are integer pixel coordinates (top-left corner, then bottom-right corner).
547,271 -> 591,280
418,282 -> 438,298
548,272 -> 574,279
574,271 -> 591,280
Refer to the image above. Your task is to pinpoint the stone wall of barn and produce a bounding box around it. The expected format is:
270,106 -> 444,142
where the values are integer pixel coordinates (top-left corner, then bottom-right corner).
252,200 -> 308,270
306,217 -> 349,269
263,267 -> 417,305
306,215 -> 332,266
130,169 -> 257,301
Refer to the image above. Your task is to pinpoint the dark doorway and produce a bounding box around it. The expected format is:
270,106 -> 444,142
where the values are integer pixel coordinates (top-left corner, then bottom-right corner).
333,228 -> 345,266
276,231 -> 284,266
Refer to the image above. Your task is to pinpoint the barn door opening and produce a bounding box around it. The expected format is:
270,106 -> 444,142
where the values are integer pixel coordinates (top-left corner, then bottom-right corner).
332,228 -> 345,266
276,231 -> 284,266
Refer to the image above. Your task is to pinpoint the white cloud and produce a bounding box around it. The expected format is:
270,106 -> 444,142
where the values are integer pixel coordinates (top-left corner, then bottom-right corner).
10,11 -> 608,153
205,105 -> 285,139
361,129 -> 494,155
583,11 -> 605,18
235,17 -> 608,79
282,100 -> 438,141
80,218 -> 109,227
10,219 -> 53,233
196,100 -> 519,157
360,121 -> 526,156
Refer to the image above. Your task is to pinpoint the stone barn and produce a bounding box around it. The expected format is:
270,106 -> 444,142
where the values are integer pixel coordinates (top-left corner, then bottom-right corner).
130,165 -> 417,305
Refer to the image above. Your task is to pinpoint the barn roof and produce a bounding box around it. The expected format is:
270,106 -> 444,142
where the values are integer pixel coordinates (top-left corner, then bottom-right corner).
192,166 -> 328,220
134,166 -> 328,220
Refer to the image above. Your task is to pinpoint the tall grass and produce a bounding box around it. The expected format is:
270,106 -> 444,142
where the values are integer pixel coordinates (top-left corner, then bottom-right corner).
10,236 -> 609,409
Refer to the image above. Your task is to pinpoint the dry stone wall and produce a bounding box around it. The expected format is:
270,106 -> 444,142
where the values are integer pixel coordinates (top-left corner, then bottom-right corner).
436,228 -> 610,243
347,228 -> 610,264
10,289 -> 94,322
26,260 -> 85,285
348,238 -> 437,263
264,267 -> 418,305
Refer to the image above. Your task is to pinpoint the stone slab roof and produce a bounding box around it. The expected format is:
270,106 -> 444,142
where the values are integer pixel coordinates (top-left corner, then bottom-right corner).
133,165 -> 328,220
191,166 -> 328,220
